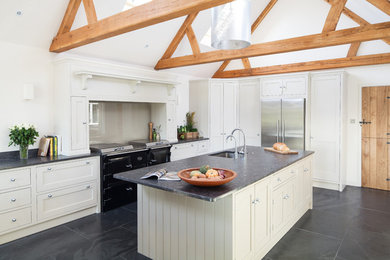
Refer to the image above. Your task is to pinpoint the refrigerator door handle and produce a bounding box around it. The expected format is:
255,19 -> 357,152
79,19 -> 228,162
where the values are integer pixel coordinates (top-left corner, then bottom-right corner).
277,120 -> 280,143
283,120 -> 286,143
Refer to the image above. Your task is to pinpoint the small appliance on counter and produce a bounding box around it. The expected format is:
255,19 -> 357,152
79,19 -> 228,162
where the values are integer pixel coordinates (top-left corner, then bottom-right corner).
91,140 -> 171,212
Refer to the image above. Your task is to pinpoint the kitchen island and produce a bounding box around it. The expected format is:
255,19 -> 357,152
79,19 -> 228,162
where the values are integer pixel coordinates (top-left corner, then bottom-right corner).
115,146 -> 314,260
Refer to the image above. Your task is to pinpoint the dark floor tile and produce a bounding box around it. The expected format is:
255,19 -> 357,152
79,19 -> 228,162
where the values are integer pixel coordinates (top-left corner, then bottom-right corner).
122,217 -> 137,234
122,202 -> 137,213
348,208 -> 390,237
0,226 -> 89,260
263,228 -> 341,260
337,223 -> 390,260
294,209 -> 352,239
121,250 -> 152,260
75,227 -> 138,260
65,207 -> 137,239
357,188 -> 390,214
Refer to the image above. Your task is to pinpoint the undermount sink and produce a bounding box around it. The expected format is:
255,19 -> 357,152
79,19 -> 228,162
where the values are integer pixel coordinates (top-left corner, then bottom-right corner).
209,151 -> 243,159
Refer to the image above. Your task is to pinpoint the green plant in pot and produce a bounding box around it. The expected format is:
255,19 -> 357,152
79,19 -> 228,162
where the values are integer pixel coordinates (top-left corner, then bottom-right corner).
8,125 -> 39,159
185,112 -> 199,139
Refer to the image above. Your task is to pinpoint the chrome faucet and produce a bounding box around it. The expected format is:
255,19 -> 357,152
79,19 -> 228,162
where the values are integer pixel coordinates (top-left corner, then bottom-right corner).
231,128 -> 247,155
225,135 -> 239,159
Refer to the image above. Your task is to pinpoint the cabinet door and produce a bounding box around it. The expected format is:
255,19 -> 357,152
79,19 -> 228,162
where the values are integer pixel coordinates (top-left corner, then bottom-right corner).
293,164 -> 305,211
223,82 -> 238,150
234,186 -> 254,260
166,102 -> 177,141
239,81 -> 261,146
310,75 -> 341,184
210,83 -> 224,152
254,180 -> 270,253
282,182 -> 294,223
272,187 -> 284,234
303,158 -> 312,201
71,97 -> 88,151
282,77 -> 307,97
261,79 -> 283,97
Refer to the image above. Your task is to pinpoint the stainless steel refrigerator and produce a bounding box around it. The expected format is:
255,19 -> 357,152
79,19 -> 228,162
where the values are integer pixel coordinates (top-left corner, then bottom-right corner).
261,99 -> 305,150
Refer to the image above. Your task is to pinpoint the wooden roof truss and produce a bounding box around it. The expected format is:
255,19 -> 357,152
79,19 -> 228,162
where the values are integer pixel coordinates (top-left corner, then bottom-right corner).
155,0 -> 390,78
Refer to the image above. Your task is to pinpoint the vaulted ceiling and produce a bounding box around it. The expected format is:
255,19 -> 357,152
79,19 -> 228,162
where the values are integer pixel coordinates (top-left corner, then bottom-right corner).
1,0 -> 389,78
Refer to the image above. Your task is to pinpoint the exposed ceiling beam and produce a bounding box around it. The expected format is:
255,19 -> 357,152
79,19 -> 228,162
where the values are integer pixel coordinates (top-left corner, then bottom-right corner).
82,0 -> 98,24
56,0 -> 82,36
161,12 -> 198,60
347,42 -> 361,57
213,53 -> 390,78
212,0 -> 278,76
251,0 -> 278,33
322,0 -> 347,32
50,0 -> 234,53
186,25 -> 200,56
366,0 -> 390,15
155,21 -> 390,69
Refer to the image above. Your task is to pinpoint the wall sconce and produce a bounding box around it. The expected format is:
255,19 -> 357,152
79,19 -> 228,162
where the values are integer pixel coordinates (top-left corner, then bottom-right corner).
23,84 -> 34,100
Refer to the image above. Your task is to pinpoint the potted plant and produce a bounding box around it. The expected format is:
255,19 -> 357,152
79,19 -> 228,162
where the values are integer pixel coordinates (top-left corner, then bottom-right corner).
184,112 -> 199,139
8,125 -> 39,159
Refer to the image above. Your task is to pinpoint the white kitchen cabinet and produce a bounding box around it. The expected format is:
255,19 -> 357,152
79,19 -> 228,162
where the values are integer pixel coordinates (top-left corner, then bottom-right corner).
166,101 -> 177,142
71,97 -> 89,151
170,140 -> 210,161
189,80 -> 238,152
0,157 -> 100,244
239,80 -> 261,146
272,179 -> 294,235
260,74 -> 308,99
309,72 -> 347,191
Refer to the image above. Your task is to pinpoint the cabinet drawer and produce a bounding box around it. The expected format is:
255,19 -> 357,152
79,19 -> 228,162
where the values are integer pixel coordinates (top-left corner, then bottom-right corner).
37,182 -> 97,221
0,207 -> 32,234
272,167 -> 296,189
0,168 -> 31,191
0,188 -> 31,212
197,141 -> 209,153
37,158 -> 98,192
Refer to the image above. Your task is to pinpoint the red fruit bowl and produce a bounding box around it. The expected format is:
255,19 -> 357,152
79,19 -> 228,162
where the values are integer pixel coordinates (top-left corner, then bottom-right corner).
177,167 -> 237,187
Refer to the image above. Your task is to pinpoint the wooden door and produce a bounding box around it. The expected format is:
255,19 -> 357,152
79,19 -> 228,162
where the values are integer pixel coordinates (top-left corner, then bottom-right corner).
361,87 -> 389,138
361,86 -> 390,191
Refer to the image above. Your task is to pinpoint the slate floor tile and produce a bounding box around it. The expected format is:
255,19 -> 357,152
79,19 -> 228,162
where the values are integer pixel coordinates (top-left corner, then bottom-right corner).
65,207 -> 137,239
0,226 -> 89,260
294,209 -> 352,239
122,202 -> 137,213
263,228 -> 341,260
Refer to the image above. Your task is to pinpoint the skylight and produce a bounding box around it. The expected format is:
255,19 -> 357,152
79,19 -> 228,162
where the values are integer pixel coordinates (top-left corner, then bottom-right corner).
123,0 -> 152,11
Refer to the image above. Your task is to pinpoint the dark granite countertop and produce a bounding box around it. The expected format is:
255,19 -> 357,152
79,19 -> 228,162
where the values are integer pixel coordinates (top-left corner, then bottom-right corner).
0,151 -> 100,171
114,146 -> 314,202
171,137 -> 209,145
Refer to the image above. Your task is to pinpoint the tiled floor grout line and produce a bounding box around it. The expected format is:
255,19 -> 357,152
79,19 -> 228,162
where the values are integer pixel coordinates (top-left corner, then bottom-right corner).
62,225 -> 91,241
294,227 -> 343,242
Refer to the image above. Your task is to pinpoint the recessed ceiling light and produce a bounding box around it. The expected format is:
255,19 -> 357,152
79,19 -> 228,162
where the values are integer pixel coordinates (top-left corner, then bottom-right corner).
16,10 -> 22,16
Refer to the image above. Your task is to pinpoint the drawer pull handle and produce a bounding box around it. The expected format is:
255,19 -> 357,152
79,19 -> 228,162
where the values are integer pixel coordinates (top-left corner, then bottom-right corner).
304,168 -> 309,172
126,187 -> 133,191
86,162 -> 90,165
11,198 -> 16,202
252,200 -> 258,204
12,218 -> 16,222
10,178 -> 16,182
277,177 -> 282,182
47,168 -> 52,171
86,185 -> 91,189
48,194 -> 53,198
255,198 -> 260,204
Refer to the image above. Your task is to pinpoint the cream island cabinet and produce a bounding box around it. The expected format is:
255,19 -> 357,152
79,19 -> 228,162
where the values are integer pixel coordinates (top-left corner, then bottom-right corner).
0,156 -> 100,244
115,147 -> 313,260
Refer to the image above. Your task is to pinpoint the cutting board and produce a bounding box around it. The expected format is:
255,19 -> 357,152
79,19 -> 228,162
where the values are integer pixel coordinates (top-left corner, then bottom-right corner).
264,147 -> 298,155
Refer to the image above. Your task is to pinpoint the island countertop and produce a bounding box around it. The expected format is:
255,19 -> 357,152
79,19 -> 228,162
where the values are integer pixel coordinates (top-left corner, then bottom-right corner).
114,146 -> 314,202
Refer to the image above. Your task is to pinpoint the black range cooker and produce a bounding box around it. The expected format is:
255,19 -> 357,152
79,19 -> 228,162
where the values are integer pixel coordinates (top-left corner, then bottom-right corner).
90,140 -> 171,212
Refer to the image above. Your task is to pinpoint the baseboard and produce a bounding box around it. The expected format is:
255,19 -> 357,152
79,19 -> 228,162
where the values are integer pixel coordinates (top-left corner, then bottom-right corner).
313,180 -> 341,191
0,207 -> 97,245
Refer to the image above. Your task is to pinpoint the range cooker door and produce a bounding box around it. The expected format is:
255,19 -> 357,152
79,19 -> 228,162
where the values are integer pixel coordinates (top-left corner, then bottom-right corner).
102,183 -> 137,212
149,146 -> 171,166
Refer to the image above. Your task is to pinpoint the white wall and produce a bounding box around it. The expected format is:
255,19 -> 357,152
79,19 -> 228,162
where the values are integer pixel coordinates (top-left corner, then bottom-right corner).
0,40 -> 55,152
343,64 -> 390,186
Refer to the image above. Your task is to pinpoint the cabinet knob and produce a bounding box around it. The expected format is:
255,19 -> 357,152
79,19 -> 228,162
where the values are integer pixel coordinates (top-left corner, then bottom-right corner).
11,198 -> 16,202
290,170 -> 295,174
277,177 -> 282,182
304,168 -> 309,172
12,218 -> 16,222
255,198 -> 260,204
168,119 -> 172,122
47,168 -> 52,171
86,185 -> 91,189
252,200 -> 257,204
86,161 -> 90,165
48,194 -> 53,198
83,122 -> 87,125
126,187 -> 133,191
10,178 -> 16,182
